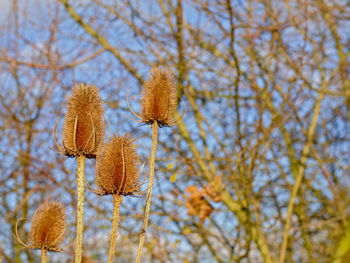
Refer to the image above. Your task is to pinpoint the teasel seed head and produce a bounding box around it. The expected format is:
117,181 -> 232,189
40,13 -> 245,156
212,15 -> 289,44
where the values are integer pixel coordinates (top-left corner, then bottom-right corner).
96,133 -> 141,196
141,67 -> 177,127
62,83 -> 105,158
29,201 -> 66,251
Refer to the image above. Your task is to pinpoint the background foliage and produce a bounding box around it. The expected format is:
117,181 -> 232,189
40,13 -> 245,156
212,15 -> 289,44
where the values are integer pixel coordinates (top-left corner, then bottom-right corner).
0,0 -> 349,262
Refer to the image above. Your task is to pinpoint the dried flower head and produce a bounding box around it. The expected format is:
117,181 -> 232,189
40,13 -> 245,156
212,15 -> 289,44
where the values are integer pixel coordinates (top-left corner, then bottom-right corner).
29,202 -> 66,251
141,67 -> 177,127
62,83 -> 105,158
96,133 -> 141,196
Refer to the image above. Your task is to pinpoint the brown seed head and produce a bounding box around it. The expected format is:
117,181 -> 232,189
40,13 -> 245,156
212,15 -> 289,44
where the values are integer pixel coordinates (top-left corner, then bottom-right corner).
96,133 -> 140,196
29,202 -> 66,251
62,83 -> 105,158
141,67 -> 177,127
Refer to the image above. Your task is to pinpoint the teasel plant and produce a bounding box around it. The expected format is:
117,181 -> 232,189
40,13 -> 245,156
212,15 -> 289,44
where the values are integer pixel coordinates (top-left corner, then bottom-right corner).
15,201 -> 67,263
128,67 -> 183,263
53,83 -> 106,263
86,133 -> 145,263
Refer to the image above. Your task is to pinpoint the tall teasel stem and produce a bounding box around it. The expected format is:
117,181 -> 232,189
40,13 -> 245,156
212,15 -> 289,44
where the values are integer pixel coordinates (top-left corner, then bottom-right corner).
75,155 -> 86,263
134,67 -> 177,262
41,249 -> 47,263
136,121 -> 159,263
57,83 -> 105,262
108,194 -> 123,263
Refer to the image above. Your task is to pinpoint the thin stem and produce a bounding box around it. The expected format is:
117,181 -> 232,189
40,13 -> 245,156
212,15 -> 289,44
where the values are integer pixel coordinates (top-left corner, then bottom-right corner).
279,85 -> 325,263
108,194 -> 123,263
41,249 -> 47,263
75,155 -> 86,263
135,121 -> 159,263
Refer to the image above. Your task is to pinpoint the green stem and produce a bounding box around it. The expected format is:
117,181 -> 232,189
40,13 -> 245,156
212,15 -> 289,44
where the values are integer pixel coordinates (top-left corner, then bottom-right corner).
135,121 -> 159,263
333,219 -> 350,263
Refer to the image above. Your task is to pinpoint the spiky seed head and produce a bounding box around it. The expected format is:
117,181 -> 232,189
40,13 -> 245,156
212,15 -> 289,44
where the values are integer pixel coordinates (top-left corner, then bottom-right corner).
96,133 -> 140,196
29,202 -> 66,251
141,67 -> 177,127
62,83 -> 105,158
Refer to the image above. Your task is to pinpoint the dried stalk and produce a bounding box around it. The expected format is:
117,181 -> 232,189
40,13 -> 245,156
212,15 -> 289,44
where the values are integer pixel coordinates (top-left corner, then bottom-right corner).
75,155 -> 86,263
108,195 -> 123,263
41,249 -> 47,263
135,121 -> 159,263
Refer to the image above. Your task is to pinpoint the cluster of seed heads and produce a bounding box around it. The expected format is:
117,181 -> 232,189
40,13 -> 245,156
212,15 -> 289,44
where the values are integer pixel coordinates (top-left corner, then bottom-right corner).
19,66 -> 178,261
